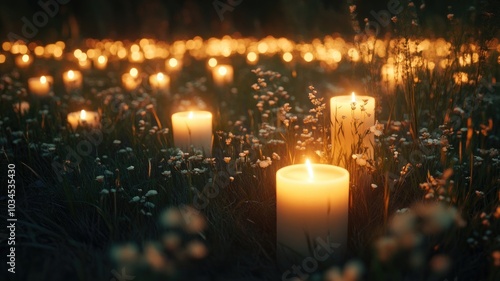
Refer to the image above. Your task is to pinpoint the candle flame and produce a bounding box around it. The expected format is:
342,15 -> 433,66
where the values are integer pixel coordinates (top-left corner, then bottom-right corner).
351,92 -> 356,103
80,109 -> 87,120
67,70 -> 74,79
218,65 -> 228,76
188,111 -> 194,119
130,67 -> 138,78
208,58 -> 217,68
97,55 -> 106,64
157,72 -> 164,81
40,76 -> 47,84
22,54 -> 30,62
169,58 -> 178,68
305,159 -> 314,180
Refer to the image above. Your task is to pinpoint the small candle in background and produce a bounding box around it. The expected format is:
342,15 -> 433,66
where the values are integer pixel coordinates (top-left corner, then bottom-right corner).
148,72 -> 170,92
13,101 -> 30,115
62,70 -> 83,90
15,54 -> 32,68
94,55 -> 108,70
246,51 -> 259,65
122,67 -> 142,91
171,111 -> 213,156
67,109 -> 100,130
28,75 -> 53,96
166,57 -> 182,74
212,64 -> 234,87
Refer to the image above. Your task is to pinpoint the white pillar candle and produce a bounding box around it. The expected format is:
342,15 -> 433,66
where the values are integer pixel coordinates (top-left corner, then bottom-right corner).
28,75 -> 53,96
62,70 -> 83,90
330,92 -> 375,165
212,64 -> 233,87
276,160 -> 349,265
171,111 -> 213,156
67,109 -> 100,130
148,72 -> 170,92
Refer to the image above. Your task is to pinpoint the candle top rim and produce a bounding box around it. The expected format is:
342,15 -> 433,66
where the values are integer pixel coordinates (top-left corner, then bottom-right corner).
330,95 -> 375,101
172,111 -> 212,118
277,163 -> 349,183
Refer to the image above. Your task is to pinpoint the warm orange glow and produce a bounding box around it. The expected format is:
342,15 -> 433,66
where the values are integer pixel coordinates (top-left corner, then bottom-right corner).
67,70 -> 75,79
156,72 -> 164,81
168,58 -> 178,68
40,76 -> 47,84
351,92 -> 356,103
283,52 -> 293,62
188,111 -> 194,119
97,55 -> 106,64
305,159 -> 314,180
129,67 -> 138,78
80,110 -> 87,120
208,58 -> 217,68
218,65 -> 228,76
247,51 -> 257,62
303,52 -> 313,62
22,54 -> 30,62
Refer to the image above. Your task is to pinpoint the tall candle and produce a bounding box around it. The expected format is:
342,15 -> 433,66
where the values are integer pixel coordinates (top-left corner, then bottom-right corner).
148,72 -> 170,92
171,111 -> 213,156
62,70 -> 83,90
28,75 -> 53,96
67,109 -> 100,130
330,92 -> 375,165
212,64 -> 233,87
276,161 -> 349,267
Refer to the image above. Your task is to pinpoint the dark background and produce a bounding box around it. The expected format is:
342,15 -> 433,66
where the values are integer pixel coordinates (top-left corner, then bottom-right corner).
0,0 -> 498,43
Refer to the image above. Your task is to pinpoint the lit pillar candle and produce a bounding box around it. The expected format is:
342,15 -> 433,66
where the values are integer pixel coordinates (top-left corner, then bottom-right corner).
94,55 -> 108,70
212,64 -> 233,87
276,160 -> 349,266
67,109 -> 100,130
28,75 -> 53,96
330,92 -> 375,165
121,67 -> 142,91
62,70 -> 83,90
166,57 -> 182,74
148,72 -> 170,92
15,54 -> 32,68
171,111 -> 213,156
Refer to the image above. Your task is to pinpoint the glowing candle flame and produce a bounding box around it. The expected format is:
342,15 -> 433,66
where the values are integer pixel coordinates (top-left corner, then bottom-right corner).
157,72 -> 164,81
218,66 -> 227,76
208,58 -> 217,68
22,54 -> 30,62
305,159 -> 314,180
169,58 -> 178,68
351,92 -> 356,103
97,55 -> 106,64
67,70 -> 75,79
188,111 -> 193,119
130,67 -> 138,78
40,76 -> 47,84
80,110 -> 87,120
247,52 -> 257,62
